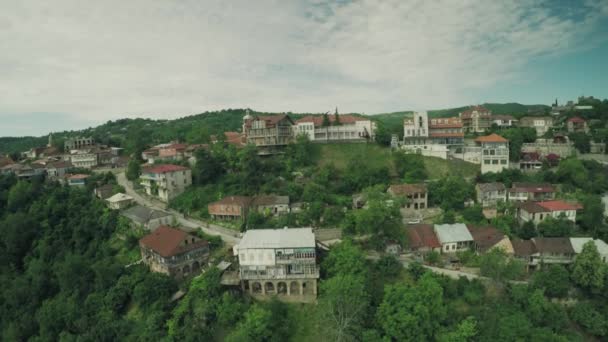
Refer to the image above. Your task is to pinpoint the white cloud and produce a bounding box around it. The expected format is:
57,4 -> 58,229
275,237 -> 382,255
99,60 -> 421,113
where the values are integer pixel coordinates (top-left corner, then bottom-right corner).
0,0 -> 606,135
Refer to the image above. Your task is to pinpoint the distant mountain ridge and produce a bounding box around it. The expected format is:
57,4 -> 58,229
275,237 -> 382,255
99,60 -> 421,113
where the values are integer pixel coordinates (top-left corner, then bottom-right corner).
0,103 -> 550,154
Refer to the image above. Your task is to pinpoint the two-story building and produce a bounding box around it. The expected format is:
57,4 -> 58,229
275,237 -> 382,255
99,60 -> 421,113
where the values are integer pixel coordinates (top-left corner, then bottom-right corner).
467,225 -> 513,255
242,112 -> 294,153
402,111 -> 464,158
513,238 -> 575,270
140,164 -> 192,202
69,149 -> 99,169
139,226 -> 210,279
105,193 -> 134,210
566,116 -> 589,134
45,161 -> 72,179
251,195 -> 290,216
459,105 -> 492,133
475,134 -> 509,174
208,196 -> 253,220
434,223 -> 474,253
234,228 -> 319,301
294,111 -> 375,142
508,183 -> 555,202
491,115 -> 517,128
517,200 -> 582,225
64,137 -> 95,151
519,116 -> 553,136
475,182 -> 507,207
387,183 -> 428,211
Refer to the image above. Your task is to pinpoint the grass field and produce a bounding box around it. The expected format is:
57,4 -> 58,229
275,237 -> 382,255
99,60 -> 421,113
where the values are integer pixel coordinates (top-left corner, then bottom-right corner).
314,143 -> 479,180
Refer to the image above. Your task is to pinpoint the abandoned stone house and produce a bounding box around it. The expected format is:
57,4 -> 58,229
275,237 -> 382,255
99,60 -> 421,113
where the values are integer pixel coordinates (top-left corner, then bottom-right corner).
387,183 -> 428,211
139,226 -> 209,279
233,228 -> 319,301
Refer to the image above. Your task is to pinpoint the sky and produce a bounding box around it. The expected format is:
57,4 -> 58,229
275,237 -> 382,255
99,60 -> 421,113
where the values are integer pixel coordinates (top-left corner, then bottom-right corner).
1,0 -> 608,137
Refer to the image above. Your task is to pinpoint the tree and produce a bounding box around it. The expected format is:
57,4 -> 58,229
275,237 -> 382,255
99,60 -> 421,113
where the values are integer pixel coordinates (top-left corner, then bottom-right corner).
226,305 -> 273,342
462,205 -> 484,224
531,265 -> 570,298
322,240 -> 367,278
518,221 -> 537,239
428,176 -> 474,211
579,195 -> 606,236
192,149 -> 223,185
438,317 -> 478,342
377,273 -> 446,341
570,302 -> 606,337
318,274 -> 369,342
537,216 -> 572,237
322,113 -> 331,127
569,132 -> 591,153
393,152 -> 428,182
479,248 -> 525,282
126,159 -> 141,181
572,241 -> 606,294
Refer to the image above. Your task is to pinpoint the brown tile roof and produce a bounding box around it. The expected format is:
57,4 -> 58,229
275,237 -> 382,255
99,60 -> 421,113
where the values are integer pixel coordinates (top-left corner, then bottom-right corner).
211,196 -> 253,207
296,114 -> 368,127
476,182 -> 505,192
492,114 -> 516,121
512,239 -> 537,257
407,224 -> 441,249
532,237 -> 574,254
251,195 -> 289,206
518,201 -> 548,214
429,132 -> 464,138
567,116 -> 586,123
244,114 -> 293,129
475,133 -> 508,143
0,155 -> 14,168
142,164 -> 189,174
223,132 -> 245,147
388,183 -> 427,196
467,225 -> 505,252
460,105 -> 491,119
139,226 -> 208,258
537,200 -> 582,211
510,183 -> 555,193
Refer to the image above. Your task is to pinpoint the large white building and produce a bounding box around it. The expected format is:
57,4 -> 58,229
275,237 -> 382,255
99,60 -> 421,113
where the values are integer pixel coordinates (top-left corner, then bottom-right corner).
294,111 -> 375,142
233,228 -> 319,301
402,111 -> 464,158
475,134 -> 510,174
140,164 -> 192,202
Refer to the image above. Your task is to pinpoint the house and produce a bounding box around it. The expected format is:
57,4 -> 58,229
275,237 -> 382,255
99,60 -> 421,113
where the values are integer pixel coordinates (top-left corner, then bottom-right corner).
459,105 -> 492,133
406,224 -> 442,253
0,155 -> 14,168
251,195 -> 290,216
530,237 -> 575,268
517,200 -> 582,224
518,152 -> 543,172
94,184 -> 115,199
402,111 -> 464,159
387,183 -> 428,211
475,134 -> 509,174
511,239 -> 537,270
590,141 -> 606,154
66,174 -> 89,187
508,183 -> 555,202
105,193 -> 134,210
475,182 -> 506,207
211,131 -> 246,148
46,161 -> 72,179
140,164 -> 192,202
434,223 -> 474,253
566,117 -> 589,133
139,226 -> 209,279
1,163 -> 46,179
208,196 -> 252,220
570,238 -> 608,263
242,111 -> 294,153
233,227 -> 319,300
492,115 -> 517,128
69,149 -> 99,169
294,110 -> 375,142
519,116 -> 553,136
121,205 -> 174,230
467,225 -> 513,255
64,137 -> 95,151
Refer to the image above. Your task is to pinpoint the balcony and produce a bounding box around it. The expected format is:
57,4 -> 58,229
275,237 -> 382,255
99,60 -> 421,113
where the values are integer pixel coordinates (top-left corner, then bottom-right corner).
240,267 -> 319,280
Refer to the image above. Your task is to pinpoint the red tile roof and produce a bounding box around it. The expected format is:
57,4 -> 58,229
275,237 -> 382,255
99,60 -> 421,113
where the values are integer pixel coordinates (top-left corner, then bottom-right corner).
567,116 -> 586,123
537,200 -> 582,211
460,105 -> 491,119
296,114 -> 368,127
244,114 -> 293,129
139,226 -> 208,258
407,224 -> 441,249
210,196 -> 253,207
223,132 -> 245,147
143,164 -> 189,174
68,174 -> 90,180
429,132 -> 464,138
475,133 -> 508,143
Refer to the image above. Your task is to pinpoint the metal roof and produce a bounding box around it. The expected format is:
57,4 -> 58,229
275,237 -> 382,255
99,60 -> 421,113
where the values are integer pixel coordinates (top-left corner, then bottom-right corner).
570,238 -> 608,256
434,223 -> 474,244
237,228 -> 315,250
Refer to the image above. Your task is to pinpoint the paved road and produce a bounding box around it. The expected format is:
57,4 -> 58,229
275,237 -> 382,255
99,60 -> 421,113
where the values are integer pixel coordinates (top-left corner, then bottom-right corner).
116,172 -> 241,246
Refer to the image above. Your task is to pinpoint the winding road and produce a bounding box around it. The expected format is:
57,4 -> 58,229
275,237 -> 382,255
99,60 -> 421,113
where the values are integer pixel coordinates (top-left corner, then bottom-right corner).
115,172 -> 241,246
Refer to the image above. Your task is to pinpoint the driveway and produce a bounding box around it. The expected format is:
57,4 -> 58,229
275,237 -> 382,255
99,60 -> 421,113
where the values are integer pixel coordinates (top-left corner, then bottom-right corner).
116,172 -> 241,246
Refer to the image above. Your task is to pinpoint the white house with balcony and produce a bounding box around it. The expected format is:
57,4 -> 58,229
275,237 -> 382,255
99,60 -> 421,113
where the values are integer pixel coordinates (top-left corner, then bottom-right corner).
475,134 -> 510,174
233,227 -> 319,301
294,110 -> 375,142
140,164 -> 192,203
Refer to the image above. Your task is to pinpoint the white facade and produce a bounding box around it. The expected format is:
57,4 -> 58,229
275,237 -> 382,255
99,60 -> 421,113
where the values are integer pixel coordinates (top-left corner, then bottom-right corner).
70,151 -> 98,169
294,117 -> 375,142
479,141 -> 509,174
141,166 -> 192,202
434,223 -> 474,253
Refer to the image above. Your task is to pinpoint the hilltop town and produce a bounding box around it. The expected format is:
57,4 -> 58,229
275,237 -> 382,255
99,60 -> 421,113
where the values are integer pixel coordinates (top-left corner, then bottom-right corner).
2,96 -> 608,340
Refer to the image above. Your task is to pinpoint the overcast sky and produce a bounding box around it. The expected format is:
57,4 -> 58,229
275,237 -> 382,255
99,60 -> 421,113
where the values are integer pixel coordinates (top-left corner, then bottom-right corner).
1,0 -> 608,136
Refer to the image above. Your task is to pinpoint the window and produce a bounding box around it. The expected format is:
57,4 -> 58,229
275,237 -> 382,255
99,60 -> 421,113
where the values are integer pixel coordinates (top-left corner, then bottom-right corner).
500,159 -> 507,164
492,160 -> 498,164
484,160 -> 490,164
